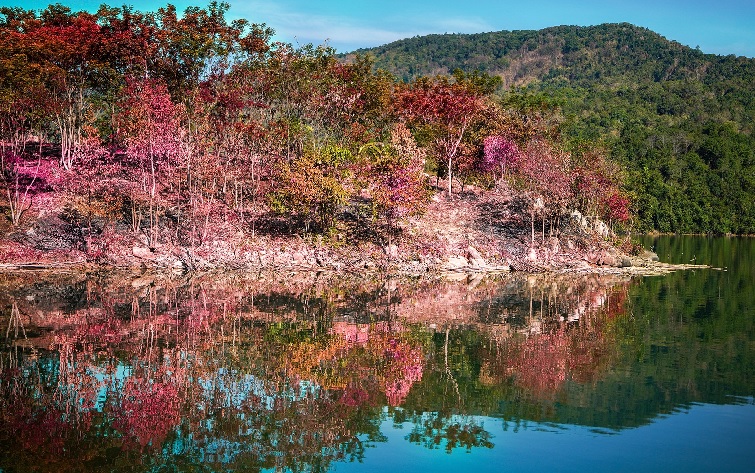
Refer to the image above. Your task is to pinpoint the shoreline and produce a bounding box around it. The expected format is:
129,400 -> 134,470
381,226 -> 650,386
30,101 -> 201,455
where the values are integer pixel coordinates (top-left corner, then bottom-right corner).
0,254 -> 712,277
1,185 -> 711,278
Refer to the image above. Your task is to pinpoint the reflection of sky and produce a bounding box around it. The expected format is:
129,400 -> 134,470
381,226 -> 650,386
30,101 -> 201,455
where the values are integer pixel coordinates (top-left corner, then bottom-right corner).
198,368 -> 320,411
89,363 -> 130,412
335,401 -> 755,472
89,362 -> 321,413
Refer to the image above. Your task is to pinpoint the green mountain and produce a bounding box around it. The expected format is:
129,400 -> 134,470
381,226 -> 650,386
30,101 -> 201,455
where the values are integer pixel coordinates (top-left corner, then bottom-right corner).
348,24 -> 755,234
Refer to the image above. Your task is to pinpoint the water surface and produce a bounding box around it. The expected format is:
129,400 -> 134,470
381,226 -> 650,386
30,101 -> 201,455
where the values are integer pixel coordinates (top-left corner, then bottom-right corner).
1,236 -> 753,472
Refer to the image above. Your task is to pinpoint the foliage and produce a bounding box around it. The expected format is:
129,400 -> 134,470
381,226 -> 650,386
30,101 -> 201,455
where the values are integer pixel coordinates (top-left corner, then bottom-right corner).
354,23 -> 755,233
482,134 -> 521,177
0,2 -> 644,252
358,124 -> 430,240
270,144 -> 354,233
397,76 -> 486,194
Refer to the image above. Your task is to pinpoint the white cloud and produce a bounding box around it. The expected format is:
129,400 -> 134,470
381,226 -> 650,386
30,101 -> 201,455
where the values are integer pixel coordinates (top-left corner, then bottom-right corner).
228,2 -> 493,52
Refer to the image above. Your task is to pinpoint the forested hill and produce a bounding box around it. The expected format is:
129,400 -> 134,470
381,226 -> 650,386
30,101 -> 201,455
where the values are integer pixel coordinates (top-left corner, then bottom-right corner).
349,23 -> 755,234
349,23 -> 754,87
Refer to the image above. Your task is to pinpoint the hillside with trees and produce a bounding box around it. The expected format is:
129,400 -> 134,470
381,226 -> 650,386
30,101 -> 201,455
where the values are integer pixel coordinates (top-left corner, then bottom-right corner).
1,3 -> 656,272
349,24 -> 755,234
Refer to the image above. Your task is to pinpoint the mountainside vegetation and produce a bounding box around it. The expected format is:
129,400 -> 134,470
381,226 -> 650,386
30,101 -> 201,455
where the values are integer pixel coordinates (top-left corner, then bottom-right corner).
349,23 -> 755,234
0,2 -> 636,271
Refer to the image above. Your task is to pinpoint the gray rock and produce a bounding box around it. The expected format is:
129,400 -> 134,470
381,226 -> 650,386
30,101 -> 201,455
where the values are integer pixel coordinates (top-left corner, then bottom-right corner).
445,256 -> 469,270
641,250 -> 660,262
384,244 -> 399,258
467,245 -> 488,269
132,246 -> 156,260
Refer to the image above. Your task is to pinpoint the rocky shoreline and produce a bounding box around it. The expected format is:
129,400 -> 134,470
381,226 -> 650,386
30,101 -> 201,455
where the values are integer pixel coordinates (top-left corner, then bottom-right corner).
0,239 -> 710,277
0,185 -> 712,277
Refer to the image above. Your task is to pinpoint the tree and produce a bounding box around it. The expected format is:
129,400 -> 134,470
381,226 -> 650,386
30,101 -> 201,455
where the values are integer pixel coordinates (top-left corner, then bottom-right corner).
398,77 -> 485,195
358,123 -> 430,243
270,144 -> 354,234
26,7 -> 104,170
1,151 -> 47,226
114,77 -> 184,246
517,139 -> 573,242
482,134 -> 521,179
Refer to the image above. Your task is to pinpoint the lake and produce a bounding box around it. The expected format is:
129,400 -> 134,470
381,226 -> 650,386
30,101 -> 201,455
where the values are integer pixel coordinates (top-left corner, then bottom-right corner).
1,236 -> 753,472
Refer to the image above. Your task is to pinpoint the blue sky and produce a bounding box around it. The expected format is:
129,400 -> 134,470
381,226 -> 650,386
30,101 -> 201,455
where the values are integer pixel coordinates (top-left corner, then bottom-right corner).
8,1 -> 755,57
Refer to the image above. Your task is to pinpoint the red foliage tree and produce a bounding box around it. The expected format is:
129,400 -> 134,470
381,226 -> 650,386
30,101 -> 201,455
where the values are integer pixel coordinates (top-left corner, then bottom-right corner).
114,77 -> 184,245
112,376 -> 181,449
398,77 -> 484,195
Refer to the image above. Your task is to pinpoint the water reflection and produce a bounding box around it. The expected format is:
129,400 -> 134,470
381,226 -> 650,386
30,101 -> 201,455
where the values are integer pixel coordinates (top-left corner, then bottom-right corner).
0,263 -> 750,471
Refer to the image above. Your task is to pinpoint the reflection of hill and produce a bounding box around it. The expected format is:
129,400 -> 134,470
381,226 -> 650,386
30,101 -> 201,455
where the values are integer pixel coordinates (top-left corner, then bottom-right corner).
0,264 -> 751,470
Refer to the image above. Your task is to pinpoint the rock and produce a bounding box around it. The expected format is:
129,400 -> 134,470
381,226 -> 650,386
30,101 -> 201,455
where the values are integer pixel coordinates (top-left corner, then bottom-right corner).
593,219 -> 610,238
178,249 -> 196,271
384,244 -> 398,259
641,250 -> 660,262
547,237 -> 561,253
130,277 -> 154,289
173,259 -> 187,270
13,215 -> 81,251
291,251 -> 306,266
132,246 -> 156,260
620,257 -> 633,268
467,245 -> 487,269
445,256 -> 468,270
597,250 -> 619,267
526,247 -> 538,261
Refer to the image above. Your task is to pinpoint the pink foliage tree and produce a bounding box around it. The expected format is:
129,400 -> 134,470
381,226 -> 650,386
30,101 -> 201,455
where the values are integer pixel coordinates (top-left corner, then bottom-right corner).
1,151 -> 48,226
115,77 -> 183,245
517,139 -> 574,243
482,135 -> 521,178
381,337 -> 424,406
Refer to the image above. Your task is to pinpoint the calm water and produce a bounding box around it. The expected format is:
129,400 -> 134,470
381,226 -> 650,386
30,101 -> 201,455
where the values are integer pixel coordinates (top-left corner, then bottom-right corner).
0,236 -> 753,472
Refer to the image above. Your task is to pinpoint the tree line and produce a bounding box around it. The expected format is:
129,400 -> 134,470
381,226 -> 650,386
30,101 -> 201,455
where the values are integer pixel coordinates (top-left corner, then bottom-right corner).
0,2 -> 628,256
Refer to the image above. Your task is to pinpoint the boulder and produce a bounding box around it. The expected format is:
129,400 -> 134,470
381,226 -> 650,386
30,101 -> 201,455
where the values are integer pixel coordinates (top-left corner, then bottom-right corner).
132,246 -> 156,260
526,247 -> 538,261
445,256 -> 469,270
597,250 -> 619,267
384,244 -> 398,259
466,245 -> 488,269
641,250 -> 660,261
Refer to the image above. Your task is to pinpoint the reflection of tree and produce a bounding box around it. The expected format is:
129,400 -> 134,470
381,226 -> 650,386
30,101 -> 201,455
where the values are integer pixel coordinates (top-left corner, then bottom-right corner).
492,287 -> 625,399
407,412 -> 494,453
0,270 -> 634,471
284,323 -> 425,407
111,367 -> 181,449
506,330 -> 569,396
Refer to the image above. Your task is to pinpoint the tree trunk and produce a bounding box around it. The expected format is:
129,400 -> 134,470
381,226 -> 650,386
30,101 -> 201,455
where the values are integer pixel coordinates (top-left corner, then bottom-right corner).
448,154 -> 453,196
